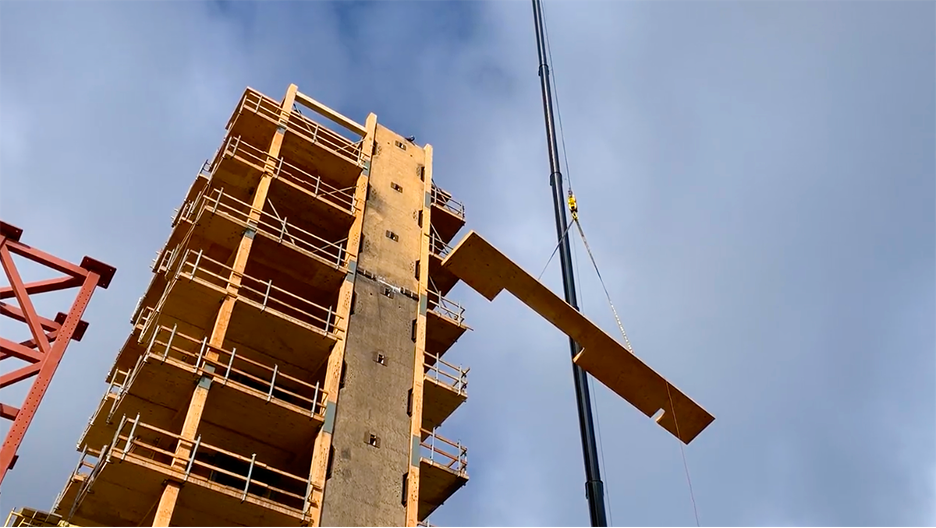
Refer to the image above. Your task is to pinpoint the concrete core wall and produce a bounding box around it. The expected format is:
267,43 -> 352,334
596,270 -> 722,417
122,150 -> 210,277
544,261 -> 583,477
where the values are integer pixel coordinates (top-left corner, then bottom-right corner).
320,125 -> 427,527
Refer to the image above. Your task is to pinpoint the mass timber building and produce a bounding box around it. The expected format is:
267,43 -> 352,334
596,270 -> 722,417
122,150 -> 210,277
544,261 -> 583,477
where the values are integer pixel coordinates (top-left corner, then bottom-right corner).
50,84 -> 470,527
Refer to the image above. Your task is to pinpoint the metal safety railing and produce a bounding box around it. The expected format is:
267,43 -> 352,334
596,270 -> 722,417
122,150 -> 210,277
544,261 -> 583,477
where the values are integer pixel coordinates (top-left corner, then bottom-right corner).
4,508 -> 73,527
429,230 -> 454,259
430,184 -> 465,220
133,305 -> 157,340
187,187 -> 349,268
273,157 -> 358,213
426,289 -> 466,326
99,415 -> 320,515
67,446 -> 108,521
288,109 -> 365,167
198,135 -> 359,215
169,248 -> 343,337
420,429 -> 468,475
423,351 -> 468,396
142,323 -> 328,418
221,135 -> 276,173
237,88 -> 283,126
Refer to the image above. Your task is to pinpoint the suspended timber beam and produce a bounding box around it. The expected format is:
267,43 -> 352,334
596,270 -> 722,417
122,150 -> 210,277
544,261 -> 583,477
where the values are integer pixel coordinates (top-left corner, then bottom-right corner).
441,231 -> 714,444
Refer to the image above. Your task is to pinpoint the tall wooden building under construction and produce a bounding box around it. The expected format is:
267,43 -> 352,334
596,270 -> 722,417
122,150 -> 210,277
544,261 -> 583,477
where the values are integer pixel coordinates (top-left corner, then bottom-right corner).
47,84 -> 471,527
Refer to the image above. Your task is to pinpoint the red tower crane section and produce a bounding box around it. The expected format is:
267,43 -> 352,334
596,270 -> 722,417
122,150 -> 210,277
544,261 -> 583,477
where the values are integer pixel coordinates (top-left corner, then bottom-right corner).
0,221 -> 115,488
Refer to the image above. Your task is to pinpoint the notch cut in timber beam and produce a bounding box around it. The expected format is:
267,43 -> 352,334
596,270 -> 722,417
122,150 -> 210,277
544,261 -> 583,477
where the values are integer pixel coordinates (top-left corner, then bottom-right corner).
440,231 -> 714,444
294,90 -> 366,138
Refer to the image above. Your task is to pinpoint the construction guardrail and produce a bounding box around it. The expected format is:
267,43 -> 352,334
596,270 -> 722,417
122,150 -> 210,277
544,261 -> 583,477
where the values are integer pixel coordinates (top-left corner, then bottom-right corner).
4,508 -> 74,527
228,87 -> 365,167
429,231 -> 454,259
195,187 -> 349,266
198,136 -> 359,215
236,88 -> 282,128
140,323 -> 328,417
288,108 -> 365,167
430,184 -> 465,220
423,352 -> 468,396
426,289 -> 466,326
273,158 -> 358,213
79,416 -> 319,516
420,429 -> 467,475
168,248 -> 343,338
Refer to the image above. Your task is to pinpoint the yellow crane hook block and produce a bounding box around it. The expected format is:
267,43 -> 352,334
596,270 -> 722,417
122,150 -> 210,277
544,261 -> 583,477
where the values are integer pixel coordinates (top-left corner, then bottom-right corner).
440,230 -> 714,444
567,191 -> 578,221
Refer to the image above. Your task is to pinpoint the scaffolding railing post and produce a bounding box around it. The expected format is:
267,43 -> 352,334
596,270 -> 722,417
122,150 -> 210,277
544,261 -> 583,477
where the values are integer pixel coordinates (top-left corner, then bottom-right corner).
311,383 -> 321,418
195,337 -> 208,371
303,478 -> 313,516
163,324 -> 177,361
144,324 -> 159,356
184,435 -> 201,482
190,249 -> 204,281
71,445 -> 89,479
262,279 -> 272,311
122,413 -> 140,461
225,348 -> 236,381
267,365 -> 278,402
242,453 -> 257,502
108,415 -> 127,462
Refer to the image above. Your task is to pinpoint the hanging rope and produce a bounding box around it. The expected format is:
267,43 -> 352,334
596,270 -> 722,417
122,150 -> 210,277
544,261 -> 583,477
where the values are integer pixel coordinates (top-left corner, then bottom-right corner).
569,195 -> 633,353
667,382 -> 701,527
536,220 -> 574,281
568,191 -> 701,527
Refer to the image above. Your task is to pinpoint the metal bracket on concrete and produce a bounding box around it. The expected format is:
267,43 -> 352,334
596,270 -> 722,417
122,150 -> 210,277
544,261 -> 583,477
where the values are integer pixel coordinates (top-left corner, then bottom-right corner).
323,401 -> 337,435
411,436 -> 421,467
419,294 -> 427,316
363,160 -> 371,176
198,364 -> 216,390
346,260 -> 357,282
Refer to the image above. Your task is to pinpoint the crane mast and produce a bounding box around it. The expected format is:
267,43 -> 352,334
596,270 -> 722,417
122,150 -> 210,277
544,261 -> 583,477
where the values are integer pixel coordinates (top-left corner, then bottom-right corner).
530,1 -> 609,525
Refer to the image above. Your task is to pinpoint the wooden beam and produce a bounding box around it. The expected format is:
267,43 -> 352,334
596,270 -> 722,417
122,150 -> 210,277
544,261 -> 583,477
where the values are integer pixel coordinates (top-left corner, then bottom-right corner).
295,91 -> 366,137
441,231 -> 714,444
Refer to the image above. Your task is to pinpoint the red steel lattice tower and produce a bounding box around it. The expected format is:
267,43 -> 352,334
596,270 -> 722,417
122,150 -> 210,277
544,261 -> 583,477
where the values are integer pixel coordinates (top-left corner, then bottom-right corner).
0,221 -> 115,488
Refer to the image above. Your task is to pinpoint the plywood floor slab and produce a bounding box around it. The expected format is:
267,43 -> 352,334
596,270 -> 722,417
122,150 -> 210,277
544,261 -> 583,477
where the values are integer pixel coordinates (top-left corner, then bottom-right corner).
441,231 -> 714,444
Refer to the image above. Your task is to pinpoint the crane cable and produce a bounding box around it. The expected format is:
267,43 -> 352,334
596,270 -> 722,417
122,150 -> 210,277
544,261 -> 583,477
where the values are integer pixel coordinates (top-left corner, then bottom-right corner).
566,191 -> 632,353
565,189 -> 701,527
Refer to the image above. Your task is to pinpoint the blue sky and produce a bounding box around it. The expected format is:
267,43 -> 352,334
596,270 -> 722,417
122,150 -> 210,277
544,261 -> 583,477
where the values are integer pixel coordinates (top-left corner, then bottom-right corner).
1,1 -> 934,526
